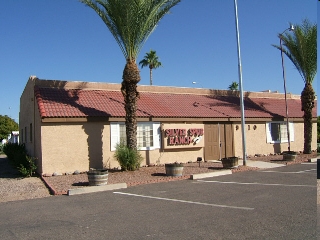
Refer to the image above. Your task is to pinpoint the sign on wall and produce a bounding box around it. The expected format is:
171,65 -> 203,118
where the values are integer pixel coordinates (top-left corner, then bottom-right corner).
162,123 -> 204,149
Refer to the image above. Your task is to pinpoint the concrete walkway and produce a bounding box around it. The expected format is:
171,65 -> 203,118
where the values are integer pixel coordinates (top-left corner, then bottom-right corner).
238,159 -> 285,168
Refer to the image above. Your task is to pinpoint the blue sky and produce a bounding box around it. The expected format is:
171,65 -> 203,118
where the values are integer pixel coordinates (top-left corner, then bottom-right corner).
0,0 -> 318,122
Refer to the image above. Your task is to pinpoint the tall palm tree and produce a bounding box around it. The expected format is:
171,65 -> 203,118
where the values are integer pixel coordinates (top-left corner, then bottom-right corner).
139,50 -> 162,85
273,19 -> 317,153
80,0 -> 180,150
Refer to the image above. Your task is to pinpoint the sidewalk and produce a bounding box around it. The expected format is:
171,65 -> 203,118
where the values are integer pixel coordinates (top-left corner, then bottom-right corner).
238,159 -> 285,168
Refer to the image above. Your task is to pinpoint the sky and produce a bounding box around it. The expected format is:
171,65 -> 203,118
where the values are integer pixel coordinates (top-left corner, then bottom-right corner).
0,0 -> 318,123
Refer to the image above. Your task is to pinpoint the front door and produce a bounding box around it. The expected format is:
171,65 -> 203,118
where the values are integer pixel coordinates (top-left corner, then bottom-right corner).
204,123 -> 234,160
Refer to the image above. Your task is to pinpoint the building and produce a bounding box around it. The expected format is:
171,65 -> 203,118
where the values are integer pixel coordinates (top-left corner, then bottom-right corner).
20,76 -> 317,175
8,131 -> 19,144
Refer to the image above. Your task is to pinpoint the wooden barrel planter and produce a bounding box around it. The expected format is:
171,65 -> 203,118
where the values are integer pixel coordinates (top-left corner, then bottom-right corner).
221,157 -> 239,168
165,163 -> 184,177
87,169 -> 108,186
282,151 -> 297,161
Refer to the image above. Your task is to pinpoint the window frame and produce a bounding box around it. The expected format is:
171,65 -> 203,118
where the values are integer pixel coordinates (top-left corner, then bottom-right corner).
266,121 -> 294,143
110,122 -> 161,151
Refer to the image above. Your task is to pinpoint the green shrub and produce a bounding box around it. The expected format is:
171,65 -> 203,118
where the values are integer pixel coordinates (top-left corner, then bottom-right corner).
18,156 -> 37,177
114,142 -> 143,171
3,143 -> 26,163
3,143 -> 37,177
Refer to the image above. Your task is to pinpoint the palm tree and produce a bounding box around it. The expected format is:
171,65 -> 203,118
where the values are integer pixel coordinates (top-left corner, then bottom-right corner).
273,19 -> 317,153
80,0 -> 180,150
228,81 -> 239,91
139,50 -> 162,85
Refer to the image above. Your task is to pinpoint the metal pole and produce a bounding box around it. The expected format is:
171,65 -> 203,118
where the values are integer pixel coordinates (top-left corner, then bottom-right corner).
279,34 -> 291,151
234,0 -> 247,165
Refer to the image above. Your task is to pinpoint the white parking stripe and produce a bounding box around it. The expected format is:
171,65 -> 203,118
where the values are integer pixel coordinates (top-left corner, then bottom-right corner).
261,169 -> 316,174
113,192 -> 254,210
196,180 -> 315,188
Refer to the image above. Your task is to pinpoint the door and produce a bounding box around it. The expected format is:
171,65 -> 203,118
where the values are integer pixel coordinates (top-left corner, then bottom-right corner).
224,124 -> 234,158
204,124 -> 220,160
204,123 -> 234,160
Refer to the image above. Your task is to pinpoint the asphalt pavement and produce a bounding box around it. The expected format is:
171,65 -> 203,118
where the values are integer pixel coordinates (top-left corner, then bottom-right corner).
0,162 -> 316,239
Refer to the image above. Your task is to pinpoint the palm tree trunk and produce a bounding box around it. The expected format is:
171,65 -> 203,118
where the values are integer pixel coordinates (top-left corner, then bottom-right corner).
121,59 -> 140,150
149,67 -> 153,85
301,83 -> 315,154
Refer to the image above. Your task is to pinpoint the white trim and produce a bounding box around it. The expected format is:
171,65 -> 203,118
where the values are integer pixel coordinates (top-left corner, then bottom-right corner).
289,122 -> 294,141
266,122 -> 272,143
266,121 -> 294,143
110,123 -> 120,151
153,122 -> 161,149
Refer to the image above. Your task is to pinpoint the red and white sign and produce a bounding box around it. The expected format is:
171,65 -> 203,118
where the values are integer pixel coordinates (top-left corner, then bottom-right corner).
162,124 -> 204,149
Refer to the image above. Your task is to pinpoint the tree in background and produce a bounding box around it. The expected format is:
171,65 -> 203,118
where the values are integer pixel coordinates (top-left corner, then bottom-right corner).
139,50 -> 162,85
273,19 -> 317,153
80,0 -> 180,150
228,81 -> 239,91
0,115 -> 18,141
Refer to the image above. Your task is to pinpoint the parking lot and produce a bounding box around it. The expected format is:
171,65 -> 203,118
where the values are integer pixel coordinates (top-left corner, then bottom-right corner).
0,163 -> 316,239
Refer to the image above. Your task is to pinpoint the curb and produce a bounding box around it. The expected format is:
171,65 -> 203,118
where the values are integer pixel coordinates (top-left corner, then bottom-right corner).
40,175 -> 58,195
67,183 -> 127,196
190,170 -> 232,180
308,158 -> 318,163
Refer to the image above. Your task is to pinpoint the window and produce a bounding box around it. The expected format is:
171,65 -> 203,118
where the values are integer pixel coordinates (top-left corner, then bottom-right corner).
111,122 -> 161,151
25,127 -> 27,143
21,129 -> 23,143
266,122 -> 294,143
30,123 -> 32,142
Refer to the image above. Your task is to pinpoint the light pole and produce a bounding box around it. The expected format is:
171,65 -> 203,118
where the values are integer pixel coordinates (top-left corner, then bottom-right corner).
279,24 -> 294,151
234,0 -> 247,165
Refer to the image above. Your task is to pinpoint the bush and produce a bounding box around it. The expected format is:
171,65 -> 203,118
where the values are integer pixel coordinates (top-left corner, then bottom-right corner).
3,143 -> 26,163
18,156 -> 37,177
3,143 -> 37,177
114,142 -> 143,171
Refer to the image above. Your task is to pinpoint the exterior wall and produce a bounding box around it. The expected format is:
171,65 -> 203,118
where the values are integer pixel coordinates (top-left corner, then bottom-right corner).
106,122 -> 205,168
140,148 -> 204,165
37,119 -> 318,175
20,76 -> 45,172
34,103 -> 43,172
19,77 -> 36,156
41,122 -> 108,175
108,148 -> 204,168
234,121 -> 317,157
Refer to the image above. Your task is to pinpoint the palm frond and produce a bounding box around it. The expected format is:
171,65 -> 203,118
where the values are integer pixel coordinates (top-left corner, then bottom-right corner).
80,0 -> 180,60
272,19 -> 317,84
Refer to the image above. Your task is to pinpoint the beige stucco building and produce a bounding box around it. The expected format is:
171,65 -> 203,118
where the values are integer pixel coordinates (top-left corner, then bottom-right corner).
20,76 -> 317,176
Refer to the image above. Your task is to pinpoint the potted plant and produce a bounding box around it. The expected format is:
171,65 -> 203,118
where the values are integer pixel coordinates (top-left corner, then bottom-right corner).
221,157 -> 239,168
282,151 -> 298,161
165,162 -> 184,176
87,168 -> 108,186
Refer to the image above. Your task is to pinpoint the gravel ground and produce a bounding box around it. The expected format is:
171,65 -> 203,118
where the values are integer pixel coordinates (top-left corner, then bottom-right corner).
0,152 -> 317,202
0,155 -> 51,203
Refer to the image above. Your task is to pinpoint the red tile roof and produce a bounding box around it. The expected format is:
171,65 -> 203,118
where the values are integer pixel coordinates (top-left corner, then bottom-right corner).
35,87 -> 316,119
